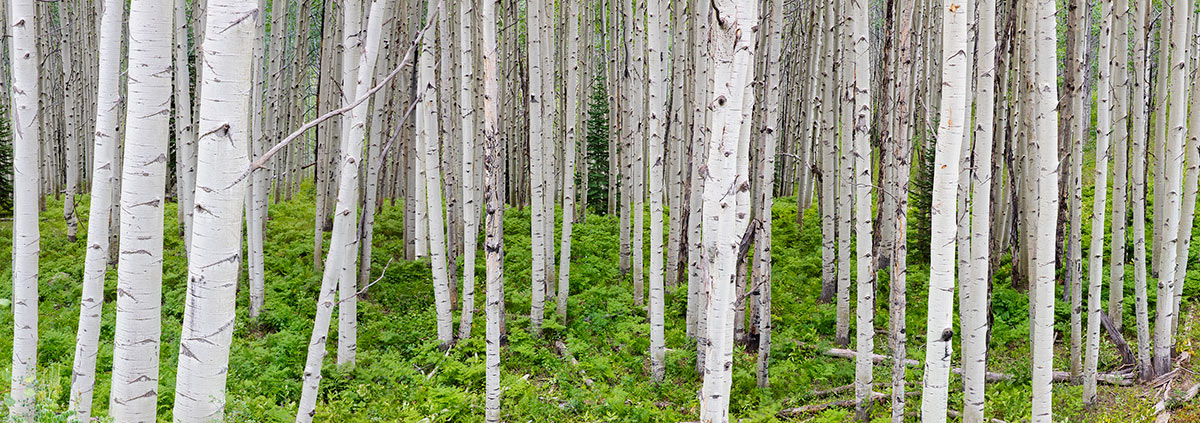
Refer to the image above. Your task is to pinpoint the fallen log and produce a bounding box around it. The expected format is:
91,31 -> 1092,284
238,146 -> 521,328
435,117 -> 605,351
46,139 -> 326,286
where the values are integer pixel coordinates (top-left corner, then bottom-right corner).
1101,314 -> 1136,367
777,390 -> 918,416
814,345 -> 1133,386
946,409 -> 1008,423
553,340 -> 596,387
1153,382 -> 1200,423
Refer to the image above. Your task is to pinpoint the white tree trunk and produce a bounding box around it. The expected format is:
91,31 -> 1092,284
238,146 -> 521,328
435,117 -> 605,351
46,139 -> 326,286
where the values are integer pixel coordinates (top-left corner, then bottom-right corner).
175,0 -> 199,255
755,0 -> 783,390
558,0 -> 582,324
67,0 -> 122,419
480,0 -> 504,415
850,0 -> 873,413
109,0 -> 173,418
171,1 -> 256,420
1131,0 -> 1152,380
1154,0 -> 1189,376
6,0 -> 40,418
529,0 -> 549,337
1085,0 -> 1114,402
1031,0 -> 1061,417
919,0 -> 967,420
459,0 -> 480,340
294,0 -> 392,419
421,0 -> 454,346
698,0 -> 758,420
646,0 -> 667,382
1110,0 -> 1130,333
336,0 -> 365,367
963,0 -> 997,416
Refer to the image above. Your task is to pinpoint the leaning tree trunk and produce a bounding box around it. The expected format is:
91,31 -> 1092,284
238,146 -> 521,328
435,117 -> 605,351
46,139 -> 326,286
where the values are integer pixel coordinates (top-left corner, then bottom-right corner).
919,0 -> 968,420
109,0 -> 173,418
295,0 -> 393,419
698,0 -> 758,420
170,0 -> 256,420
67,0 -> 122,419
7,0 -> 40,418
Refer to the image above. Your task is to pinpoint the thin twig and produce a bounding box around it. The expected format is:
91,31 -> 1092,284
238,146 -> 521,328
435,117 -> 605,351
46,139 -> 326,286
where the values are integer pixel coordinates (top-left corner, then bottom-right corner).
336,257 -> 394,304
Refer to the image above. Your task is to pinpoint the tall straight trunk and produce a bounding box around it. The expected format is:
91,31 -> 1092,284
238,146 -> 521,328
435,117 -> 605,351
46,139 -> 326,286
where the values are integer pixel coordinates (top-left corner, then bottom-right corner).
687,0 -> 712,343
109,0 -> 173,418
420,0 -> 454,346
888,0 -> 917,419
818,0 -> 838,305
1085,0 -> 1114,402
1132,0 -> 1152,380
1174,33 -> 1200,337
699,0 -> 758,419
1030,0 -> 1060,417
336,0 -> 366,368
558,0 -> 581,323
68,0 -> 122,418
1152,8 -> 1171,278
850,0 -> 873,413
529,0 -> 550,336
171,0 -> 256,419
295,0 -> 393,419
755,0 -> 783,390
314,3 -> 339,271
919,0 -> 967,419
459,0 -> 480,340
631,0 -> 647,308
175,0 -> 198,253
480,0 -> 503,418
963,0 -> 997,416
246,0 -> 268,321
1154,0 -> 1189,376
835,0 -> 852,347
1110,0 -> 1130,331
664,0 -> 688,289
1066,0 -> 1088,380
646,0 -> 667,381
6,0 -> 39,418
61,1 -> 80,243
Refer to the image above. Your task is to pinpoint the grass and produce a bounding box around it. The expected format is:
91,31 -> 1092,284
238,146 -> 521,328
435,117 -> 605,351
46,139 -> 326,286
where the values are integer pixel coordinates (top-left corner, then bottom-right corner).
0,175 -> 1196,422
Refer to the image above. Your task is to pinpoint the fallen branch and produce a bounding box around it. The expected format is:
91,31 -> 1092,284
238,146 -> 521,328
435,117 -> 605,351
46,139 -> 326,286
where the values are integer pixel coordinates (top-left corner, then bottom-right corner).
777,390 -> 917,416
553,340 -> 595,387
1101,313 -> 1136,367
946,409 -> 1008,423
810,384 -> 854,398
1153,382 -> 1200,423
813,345 -> 1133,385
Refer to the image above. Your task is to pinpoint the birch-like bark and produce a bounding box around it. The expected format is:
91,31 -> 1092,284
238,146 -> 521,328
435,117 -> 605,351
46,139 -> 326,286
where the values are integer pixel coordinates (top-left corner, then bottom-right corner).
687,0 -> 712,344
480,0 -> 503,418
818,0 -> 838,305
1131,0 -> 1152,380
919,0 -> 967,419
109,0 -> 173,418
889,0 -> 917,418
459,0 -> 480,340
631,0 -> 647,308
336,0 -> 365,367
61,1 -> 80,243
246,0 -> 268,321
175,0 -> 198,253
699,0 -> 757,420
1065,0 -> 1088,380
962,0 -> 997,416
68,0 -> 122,418
171,1 -> 256,419
850,0 -> 873,413
1031,0 -> 1061,417
646,0 -> 667,382
1109,0 -> 1130,331
7,0 -> 39,418
1084,0 -> 1113,402
1154,0 -> 1189,376
295,0 -> 394,419
558,0 -> 581,324
529,0 -> 549,336
755,0 -> 783,390
1174,31 -> 1200,338
835,0 -> 852,347
421,0 -> 455,346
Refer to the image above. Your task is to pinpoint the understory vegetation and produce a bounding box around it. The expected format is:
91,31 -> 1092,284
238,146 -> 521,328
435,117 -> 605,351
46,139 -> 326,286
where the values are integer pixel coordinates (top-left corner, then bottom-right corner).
0,174 -> 1198,421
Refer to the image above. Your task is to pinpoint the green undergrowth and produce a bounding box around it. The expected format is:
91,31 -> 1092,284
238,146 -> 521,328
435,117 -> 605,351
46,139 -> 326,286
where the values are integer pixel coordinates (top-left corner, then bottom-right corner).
0,175 -> 1198,422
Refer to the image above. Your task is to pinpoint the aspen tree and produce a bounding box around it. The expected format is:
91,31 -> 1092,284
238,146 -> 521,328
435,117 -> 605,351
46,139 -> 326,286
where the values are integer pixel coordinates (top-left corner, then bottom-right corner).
480,0 -> 504,418
1173,29 -> 1200,338
420,0 -> 455,346
962,0 -> 997,415
755,0 -> 784,390
631,0 -> 648,308
460,0 -> 481,339
699,0 -> 758,420
1131,0 -> 1153,380
246,0 -> 268,322
171,0 -> 257,418
646,0 -> 668,381
68,0 -> 122,418
336,0 -> 366,367
6,0 -> 39,418
919,0 -> 967,419
818,0 -> 839,305
1154,0 -> 1189,376
888,0 -> 918,418
109,0 -> 173,418
530,0 -> 549,336
835,0 -> 853,347
175,0 -> 198,253
295,0 -> 395,419
558,0 -> 582,323
850,0 -> 873,413
60,1 -> 80,244
1066,0 -> 1089,380
1031,0 -> 1061,416
1110,0 -> 1130,331
1085,0 -> 1114,404
688,0 -> 713,357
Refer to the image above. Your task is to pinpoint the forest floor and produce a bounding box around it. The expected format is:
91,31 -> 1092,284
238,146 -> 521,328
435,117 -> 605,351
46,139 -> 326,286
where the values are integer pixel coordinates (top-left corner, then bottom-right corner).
0,184 -> 1198,422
